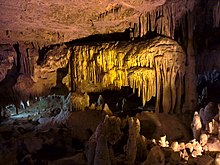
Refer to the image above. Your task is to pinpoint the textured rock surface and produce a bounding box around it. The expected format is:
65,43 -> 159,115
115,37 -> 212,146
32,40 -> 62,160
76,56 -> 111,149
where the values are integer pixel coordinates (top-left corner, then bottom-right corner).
0,43 -> 71,106
0,0 -> 220,113
0,0 -> 167,45
0,0 -> 219,47
0,97 -> 219,164
0,36 -> 185,113
69,36 -> 185,113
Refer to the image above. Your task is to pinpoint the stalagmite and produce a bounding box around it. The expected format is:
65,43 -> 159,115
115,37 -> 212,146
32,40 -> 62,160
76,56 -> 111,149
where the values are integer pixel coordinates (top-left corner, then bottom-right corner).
97,95 -> 104,107
86,115 -> 122,165
200,134 -> 208,147
191,111 -> 202,140
159,135 -> 169,147
118,98 -> 127,113
207,119 -> 218,135
94,135 -> 111,165
103,103 -> 113,116
124,117 -> 140,165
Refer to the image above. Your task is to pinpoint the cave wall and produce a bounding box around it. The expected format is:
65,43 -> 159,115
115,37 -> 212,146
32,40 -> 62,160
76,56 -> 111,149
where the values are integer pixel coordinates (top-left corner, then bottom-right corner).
0,43 -> 71,106
0,0 -> 220,112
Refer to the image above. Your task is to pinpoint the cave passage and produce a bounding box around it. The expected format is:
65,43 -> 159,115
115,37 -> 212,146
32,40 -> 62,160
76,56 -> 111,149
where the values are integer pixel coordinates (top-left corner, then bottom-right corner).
88,86 -> 156,115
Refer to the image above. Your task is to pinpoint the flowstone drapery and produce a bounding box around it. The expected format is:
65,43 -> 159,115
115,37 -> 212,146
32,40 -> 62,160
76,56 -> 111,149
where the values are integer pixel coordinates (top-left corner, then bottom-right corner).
63,36 -> 186,113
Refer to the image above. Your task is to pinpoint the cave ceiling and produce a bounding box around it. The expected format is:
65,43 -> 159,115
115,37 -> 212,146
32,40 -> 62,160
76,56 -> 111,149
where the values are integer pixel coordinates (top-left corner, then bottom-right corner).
0,0 -> 196,45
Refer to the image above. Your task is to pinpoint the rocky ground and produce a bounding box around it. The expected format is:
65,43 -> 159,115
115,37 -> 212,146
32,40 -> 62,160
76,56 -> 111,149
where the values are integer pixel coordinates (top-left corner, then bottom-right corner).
0,93 -> 219,165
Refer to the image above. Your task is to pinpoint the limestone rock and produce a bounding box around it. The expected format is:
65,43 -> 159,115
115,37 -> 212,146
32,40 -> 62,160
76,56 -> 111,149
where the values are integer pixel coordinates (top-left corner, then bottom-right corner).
206,141 -> 220,152
168,151 -> 181,165
124,117 -> 140,164
170,141 -> 179,152
142,145 -> 165,165
191,111 -> 202,140
70,37 -> 185,113
159,135 -> 169,148
94,135 -> 111,165
103,103 -> 113,116
70,93 -> 90,111
86,115 -> 122,165
207,119 -> 218,135
215,153 -> 220,165
97,95 -> 104,107
200,133 -> 208,147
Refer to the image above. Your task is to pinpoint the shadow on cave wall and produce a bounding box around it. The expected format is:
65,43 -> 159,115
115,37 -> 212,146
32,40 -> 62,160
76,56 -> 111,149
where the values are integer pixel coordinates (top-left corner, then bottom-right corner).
50,67 -> 69,96
65,27 -> 160,47
0,43 -> 22,106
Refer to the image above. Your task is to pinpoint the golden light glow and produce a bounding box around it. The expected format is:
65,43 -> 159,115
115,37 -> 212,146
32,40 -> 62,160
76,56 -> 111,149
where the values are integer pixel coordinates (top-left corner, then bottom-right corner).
66,36 -> 186,113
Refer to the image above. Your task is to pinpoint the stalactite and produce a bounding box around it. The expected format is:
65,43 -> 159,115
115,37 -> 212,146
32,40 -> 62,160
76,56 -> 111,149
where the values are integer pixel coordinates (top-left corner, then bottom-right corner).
70,36 -> 186,113
134,4 -> 175,39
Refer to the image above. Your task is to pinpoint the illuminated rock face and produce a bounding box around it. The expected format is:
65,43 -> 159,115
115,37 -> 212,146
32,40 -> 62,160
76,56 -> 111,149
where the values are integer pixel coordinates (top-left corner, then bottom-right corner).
0,43 -> 71,106
65,36 -> 186,113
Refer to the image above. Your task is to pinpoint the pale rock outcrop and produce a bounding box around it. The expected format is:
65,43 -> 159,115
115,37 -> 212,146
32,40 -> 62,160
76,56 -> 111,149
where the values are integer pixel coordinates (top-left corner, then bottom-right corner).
191,111 -> 202,140
158,135 -> 169,148
200,133 -> 208,150
185,139 -> 203,158
170,141 -> 179,152
207,119 -> 219,135
103,103 -> 113,116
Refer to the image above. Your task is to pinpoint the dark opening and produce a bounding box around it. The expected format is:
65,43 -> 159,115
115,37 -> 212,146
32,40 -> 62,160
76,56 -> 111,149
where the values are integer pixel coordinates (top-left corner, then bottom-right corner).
88,86 -> 156,116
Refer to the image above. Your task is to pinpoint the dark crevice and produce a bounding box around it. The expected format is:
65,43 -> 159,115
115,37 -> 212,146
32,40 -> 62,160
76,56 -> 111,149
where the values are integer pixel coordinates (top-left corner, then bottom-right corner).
50,66 -> 69,96
13,43 -> 21,73
65,28 -> 131,46
37,44 -> 60,65
88,87 -> 155,116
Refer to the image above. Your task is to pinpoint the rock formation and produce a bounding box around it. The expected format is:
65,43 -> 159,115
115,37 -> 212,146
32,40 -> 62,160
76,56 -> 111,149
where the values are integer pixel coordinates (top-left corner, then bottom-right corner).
0,0 -> 220,164
142,145 -> 165,165
67,36 -> 186,113
191,111 -> 202,140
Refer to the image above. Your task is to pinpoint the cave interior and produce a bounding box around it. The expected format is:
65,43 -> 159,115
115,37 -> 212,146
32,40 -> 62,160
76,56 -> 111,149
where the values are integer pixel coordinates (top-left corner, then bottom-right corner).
0,0 -> 220,164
